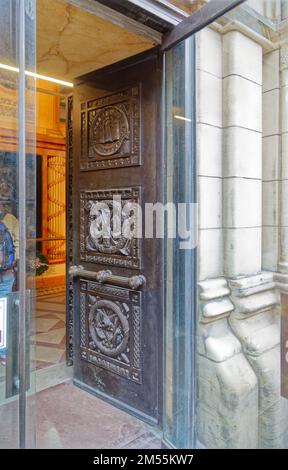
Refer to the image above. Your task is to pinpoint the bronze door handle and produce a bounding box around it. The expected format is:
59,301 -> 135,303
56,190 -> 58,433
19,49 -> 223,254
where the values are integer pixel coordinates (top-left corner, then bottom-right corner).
69,265 -> 146,290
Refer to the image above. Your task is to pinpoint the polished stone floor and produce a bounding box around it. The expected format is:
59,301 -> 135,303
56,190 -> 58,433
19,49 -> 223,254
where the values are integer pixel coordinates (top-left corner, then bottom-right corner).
33,292 -> 161,448
0,382 -> 162,449
36,382 -> 162,449
33,292 -> 66,369
1,290 -> 162,449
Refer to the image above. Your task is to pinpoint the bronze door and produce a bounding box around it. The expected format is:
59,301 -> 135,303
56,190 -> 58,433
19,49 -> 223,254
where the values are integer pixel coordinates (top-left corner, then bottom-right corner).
70,48 -> 163,424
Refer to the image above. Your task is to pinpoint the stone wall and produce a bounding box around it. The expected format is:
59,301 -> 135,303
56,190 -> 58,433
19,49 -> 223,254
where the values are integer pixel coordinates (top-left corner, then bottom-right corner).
196,2 -> 288,448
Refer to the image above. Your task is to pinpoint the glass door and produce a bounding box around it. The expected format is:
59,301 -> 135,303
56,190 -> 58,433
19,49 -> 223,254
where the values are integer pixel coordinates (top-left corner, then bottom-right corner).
0,0 -> 36,448
164,0 -> 288,449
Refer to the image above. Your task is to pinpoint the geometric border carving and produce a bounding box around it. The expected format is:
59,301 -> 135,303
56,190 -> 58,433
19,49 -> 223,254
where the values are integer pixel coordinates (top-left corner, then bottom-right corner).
66,94 -> 74,366
80,85 -> 141,171
79,187 -> 141,269
79,279 -> 142,384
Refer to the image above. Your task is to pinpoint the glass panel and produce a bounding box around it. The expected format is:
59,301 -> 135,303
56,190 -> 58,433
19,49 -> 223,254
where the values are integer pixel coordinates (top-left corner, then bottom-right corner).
164,0 -> 288,449
163,36 -> 197,449
0,0 -> 36,448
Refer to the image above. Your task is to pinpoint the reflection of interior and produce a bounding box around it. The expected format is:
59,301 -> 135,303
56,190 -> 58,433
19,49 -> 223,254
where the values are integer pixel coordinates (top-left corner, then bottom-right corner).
33,81 -> 67,371
0,77 -> 68,371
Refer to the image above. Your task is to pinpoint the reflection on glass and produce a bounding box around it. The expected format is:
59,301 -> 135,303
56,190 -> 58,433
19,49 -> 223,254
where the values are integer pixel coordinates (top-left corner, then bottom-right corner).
0,0 -> 36,449
195,0 -> 288,449
164,0 -> 288,450
164,36 -> 196,449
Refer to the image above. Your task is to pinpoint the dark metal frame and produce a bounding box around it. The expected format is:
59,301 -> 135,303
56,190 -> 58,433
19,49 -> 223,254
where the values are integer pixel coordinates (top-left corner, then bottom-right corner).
18,0 -> 27,450
66,95 -> 74,366
162,0 -> 246,50
162,35 -> 197,449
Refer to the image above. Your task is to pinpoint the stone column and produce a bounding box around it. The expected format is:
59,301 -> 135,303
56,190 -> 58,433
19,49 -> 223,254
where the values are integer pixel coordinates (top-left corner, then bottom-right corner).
247,0 -> 281,19
266,42 -> 288,293
223,30 -> 262,279
228,274 -> 287,448
197,278 -> 258,449
223,31 -> 288,448
196,27 -> 258,449
270,42 -> 288,449
282,0 -> 288,20
262,48 -> 280,272
277,44 -> 288,280
197,27 -> 223,282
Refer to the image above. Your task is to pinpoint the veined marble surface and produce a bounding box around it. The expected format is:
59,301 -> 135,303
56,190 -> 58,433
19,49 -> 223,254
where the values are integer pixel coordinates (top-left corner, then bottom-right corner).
37,0 -> 155,81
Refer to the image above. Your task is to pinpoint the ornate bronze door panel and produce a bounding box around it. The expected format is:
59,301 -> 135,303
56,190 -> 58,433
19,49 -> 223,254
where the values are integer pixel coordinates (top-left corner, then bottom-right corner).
71,48 -> 163,424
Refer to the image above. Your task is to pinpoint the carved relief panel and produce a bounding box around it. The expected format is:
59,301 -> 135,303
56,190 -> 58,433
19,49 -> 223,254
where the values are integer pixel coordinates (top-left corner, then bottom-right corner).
80,85 -> 141,171
80,187 -> 141,269
79,279 -> 142,384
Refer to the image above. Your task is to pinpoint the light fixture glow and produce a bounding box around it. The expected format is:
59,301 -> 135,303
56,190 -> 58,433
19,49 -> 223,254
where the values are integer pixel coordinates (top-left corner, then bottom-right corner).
174,114 -> 192,123
0,62 -> 73,87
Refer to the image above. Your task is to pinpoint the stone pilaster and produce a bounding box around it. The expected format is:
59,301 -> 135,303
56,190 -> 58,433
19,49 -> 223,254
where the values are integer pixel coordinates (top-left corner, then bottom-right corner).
223,30 -> 262,279
222,30 -> 288,448
196,28 -> 259,449
229,273 -> 288,448
197,278 -> 258,449
282,0 -> 288,20
277,44 -> 288,278
247,0 -> 281,19
196,2 -> 288,450
274,43 -> 288,293
197,27 -> 223,281
262,48 -> 280,272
